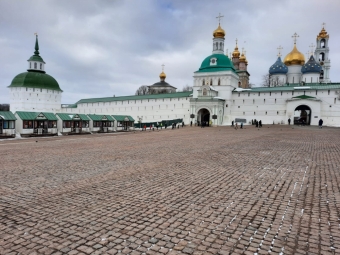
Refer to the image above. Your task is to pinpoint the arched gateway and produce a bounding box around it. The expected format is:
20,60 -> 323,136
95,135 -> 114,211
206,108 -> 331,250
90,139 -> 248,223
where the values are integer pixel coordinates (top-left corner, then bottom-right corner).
294,105 -> 311,125
198,108 -> 210,126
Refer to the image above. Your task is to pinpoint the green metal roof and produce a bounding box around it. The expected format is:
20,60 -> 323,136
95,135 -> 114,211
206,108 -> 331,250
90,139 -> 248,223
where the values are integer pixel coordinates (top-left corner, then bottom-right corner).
112,115 -> 135,122
233,83 -> 340,93
87,114 -> 114,121
76,91 -> 192,104
61,104 -> 77,108
8,71 -> 62,91
293,95 -> 316,99
28,55 -> 45,63
16,111 -> 58,121
0,111 -> 17,121
195,54 -> 236,73
56,113 -> 90,121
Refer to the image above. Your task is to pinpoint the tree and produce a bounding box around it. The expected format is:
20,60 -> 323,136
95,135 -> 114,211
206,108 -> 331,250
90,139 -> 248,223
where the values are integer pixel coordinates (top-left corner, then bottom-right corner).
181,85 -> 193,92
135,85 -> 149,95
262,74 -> 270,87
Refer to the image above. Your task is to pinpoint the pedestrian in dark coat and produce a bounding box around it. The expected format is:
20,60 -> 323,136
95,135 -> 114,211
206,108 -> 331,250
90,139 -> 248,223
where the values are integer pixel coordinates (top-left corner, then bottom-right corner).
259,120 -> 262,127
319,119 -> 323,128
288,118 -> 291,125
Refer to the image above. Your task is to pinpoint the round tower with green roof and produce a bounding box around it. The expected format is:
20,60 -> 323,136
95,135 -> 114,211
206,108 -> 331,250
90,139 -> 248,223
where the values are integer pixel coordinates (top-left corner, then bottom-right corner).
8,35 -> 62,113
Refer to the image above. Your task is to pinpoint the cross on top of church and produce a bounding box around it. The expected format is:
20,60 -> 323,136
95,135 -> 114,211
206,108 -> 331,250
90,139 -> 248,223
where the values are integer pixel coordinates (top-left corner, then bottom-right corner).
216,13 -> 224,25
309,43 -> 315,54
277,45 -> 283,57
292,32 -> 299,44
161,64 -> 165,72
322,22 -> 326,28
235,38 -> 238,46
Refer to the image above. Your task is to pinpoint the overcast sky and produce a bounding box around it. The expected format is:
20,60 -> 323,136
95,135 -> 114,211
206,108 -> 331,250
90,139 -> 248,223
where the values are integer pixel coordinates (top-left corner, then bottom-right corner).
1,0 -> 339,104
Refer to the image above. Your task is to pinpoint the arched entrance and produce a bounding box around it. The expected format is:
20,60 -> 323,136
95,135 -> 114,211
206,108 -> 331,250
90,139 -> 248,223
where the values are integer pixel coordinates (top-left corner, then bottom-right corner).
294,105 -> 311,125
197,108 -> 210,126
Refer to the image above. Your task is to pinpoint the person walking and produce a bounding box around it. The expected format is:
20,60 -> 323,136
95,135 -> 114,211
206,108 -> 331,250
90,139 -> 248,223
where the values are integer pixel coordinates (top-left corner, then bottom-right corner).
319,119 -> 323,128
255,121 -> 258,128
160,122 -> 163,129
232,120 -> 234,127
240,122 -> 243,129
182,121 -> 184,128
235,122 -> 238,130
259,120 -> 262,128
288,118 -> 291,125
190,121 -> 192,126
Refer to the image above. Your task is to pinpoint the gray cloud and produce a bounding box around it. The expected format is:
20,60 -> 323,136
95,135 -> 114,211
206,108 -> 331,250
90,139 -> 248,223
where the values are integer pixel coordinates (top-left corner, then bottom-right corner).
1,0 -> 339,104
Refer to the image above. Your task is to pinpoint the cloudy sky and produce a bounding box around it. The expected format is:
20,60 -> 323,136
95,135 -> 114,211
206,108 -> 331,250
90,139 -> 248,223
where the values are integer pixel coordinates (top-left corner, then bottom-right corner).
0,0 -> 339,104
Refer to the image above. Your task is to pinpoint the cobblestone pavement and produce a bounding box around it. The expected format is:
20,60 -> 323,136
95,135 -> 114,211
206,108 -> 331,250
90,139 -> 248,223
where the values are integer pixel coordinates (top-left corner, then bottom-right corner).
1,125 -> 340,255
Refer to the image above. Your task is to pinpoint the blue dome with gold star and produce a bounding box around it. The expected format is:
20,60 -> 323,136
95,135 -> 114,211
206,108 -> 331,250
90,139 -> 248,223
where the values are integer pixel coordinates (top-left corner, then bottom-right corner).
301,55 -> 322,74
269,57 -> 288,75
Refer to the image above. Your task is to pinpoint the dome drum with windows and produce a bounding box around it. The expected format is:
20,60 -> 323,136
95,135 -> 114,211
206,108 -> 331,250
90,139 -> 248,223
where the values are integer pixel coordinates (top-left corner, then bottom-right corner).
8,35 -> 62,91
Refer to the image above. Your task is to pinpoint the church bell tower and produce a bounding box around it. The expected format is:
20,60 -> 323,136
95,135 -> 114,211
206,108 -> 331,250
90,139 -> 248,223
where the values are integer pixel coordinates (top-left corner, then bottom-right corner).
314,23 -> 331,83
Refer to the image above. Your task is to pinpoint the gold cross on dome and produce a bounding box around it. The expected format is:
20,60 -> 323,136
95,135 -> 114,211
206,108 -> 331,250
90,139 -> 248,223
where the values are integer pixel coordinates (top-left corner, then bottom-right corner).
235,38 -> 238,46
292,33 -> 299,44
161,64 -> 165,72
277,45 -> 283,57
322,22 -> 326,28
216,13 -> 224,24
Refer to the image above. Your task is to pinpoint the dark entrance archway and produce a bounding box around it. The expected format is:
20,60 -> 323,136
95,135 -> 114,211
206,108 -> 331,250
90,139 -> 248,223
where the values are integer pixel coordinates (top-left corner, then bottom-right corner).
294,105 -> 311,125
198,108 -> 210,126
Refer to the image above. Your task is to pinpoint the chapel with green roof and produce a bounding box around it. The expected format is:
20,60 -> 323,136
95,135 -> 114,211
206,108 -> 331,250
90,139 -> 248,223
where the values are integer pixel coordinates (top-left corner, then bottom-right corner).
8,35 -> 62,113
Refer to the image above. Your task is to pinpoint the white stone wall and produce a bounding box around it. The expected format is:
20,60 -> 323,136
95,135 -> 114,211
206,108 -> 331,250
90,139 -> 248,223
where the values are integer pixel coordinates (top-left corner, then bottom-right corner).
287,65 -> 302,84
230,89 -> 340,126
302,73 -> 320,83
62,96 -> 192,125
10,87 -> 62,113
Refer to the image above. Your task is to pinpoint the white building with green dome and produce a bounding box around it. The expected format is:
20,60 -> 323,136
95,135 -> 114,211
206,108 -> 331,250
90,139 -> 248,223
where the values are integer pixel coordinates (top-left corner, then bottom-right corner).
4,21 -> 340,137
8,35 -> 63,113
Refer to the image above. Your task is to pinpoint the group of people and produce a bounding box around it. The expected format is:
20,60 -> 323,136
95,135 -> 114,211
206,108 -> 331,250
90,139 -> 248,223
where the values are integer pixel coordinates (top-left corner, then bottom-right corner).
252,119 -> 262,128
231,121 -> 244,129
141,121 -> 184,131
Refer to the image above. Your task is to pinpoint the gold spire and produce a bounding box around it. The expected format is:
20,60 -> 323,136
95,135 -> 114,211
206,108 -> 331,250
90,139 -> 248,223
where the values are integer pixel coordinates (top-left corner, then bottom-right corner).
213,13 -> 225,38
239,47 -> 246,62
159,64 -> 166,80
283,33 -> 305,66
317,23 -> 329,40
232,38 -> 240,58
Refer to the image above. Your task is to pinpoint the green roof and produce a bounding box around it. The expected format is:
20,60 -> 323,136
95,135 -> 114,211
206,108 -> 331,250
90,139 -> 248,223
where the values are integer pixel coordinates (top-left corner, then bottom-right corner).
87,114 -> 114,121
16,111 -> 58,121
233,83 -> 340,93
0,111 -> 17,121
195,54 -> 236,73
28,55 -> 45,63
293,95 -> 316,99
8,71 -> 62,91
61,104 -> 77,108
112,115 -> 135,122
56,113 -> 90,121
76,91 -> 192,104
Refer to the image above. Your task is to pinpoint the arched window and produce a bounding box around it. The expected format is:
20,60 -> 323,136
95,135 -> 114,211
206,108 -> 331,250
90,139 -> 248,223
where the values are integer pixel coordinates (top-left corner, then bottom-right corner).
40,63 -> 42,69
218,79 -> 220,86
220,42 -> 222,50
29,63 -> 31,68
210,79 -> 212,85
202,79 -> 205,86
34,63 -> 37,69
238,81 -> 241,87
203,88 -> 207,96
215,42 -> 218,50
321,39 -> 326,48
319,52 -> 325,61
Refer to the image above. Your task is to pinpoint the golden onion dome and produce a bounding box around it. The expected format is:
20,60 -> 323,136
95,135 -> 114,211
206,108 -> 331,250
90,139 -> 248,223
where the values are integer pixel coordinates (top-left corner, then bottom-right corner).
317,27 -> 329,40
239,52 -> 246,62
283,44 -> 305,66
159,71 -> 166,80
213,24 -> 225,38
232,45 -> 240,58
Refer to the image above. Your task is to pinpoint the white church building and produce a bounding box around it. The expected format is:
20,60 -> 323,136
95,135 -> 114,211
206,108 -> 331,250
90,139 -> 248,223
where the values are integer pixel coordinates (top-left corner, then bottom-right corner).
3,21 -> 340,137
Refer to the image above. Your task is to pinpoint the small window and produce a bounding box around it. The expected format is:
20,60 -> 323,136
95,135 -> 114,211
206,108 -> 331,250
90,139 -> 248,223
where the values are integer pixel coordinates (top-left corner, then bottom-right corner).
281,91 -> 282,96
328,90 -> 330,95
238,93 -> 240,97
335,98 -> 336,104
34,62 -> 37,69
270,92 -> 271,96
218,79 -> 221,86
258,92 -> 260,96
40,63 -> 42,69
264,99 -> 265,103
275,99 -> 277,103
202,79 -> 205,85
266,111 -> 267,115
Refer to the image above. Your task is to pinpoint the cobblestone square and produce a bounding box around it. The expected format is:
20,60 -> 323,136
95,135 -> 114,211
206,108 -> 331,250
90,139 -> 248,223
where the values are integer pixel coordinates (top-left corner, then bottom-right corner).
1,125 -> 340,254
